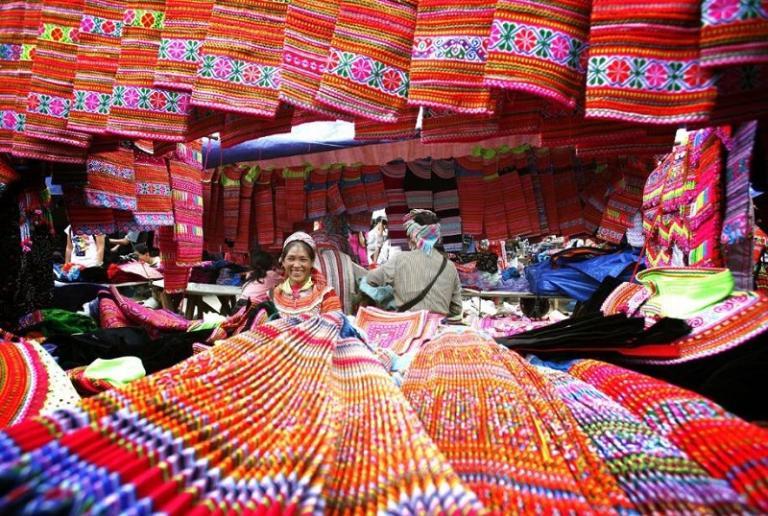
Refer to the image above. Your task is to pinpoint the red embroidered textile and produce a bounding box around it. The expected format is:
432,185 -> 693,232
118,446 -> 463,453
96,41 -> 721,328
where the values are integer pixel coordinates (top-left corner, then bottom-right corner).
232,166 -> 257,255
220,164 -> 242,242
84,147 -> 136,211
284,165 -> 309,227
253,167 -> 274,246
154,0 -> 214,90
133,151 -> 173,227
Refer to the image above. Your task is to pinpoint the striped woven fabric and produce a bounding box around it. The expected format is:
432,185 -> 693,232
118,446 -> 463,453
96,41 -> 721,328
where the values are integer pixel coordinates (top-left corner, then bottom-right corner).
67,0 -> 124,134
63,184 -> 116,235
253,166 -> 274,245
324,163 -> 345,215
339,163 -> 368,214
482,156 -> 509,240
206,167 -> 226,252
154,0 -> 214,90
219,106 -> 293,148
699,0 -> 768,68
431,158 -> 462,251
420,106 -> 500,143
353,107 -> 419,140
585,0 -> 717,124
404,158 -> 433,210
132,150 -> 173,227
539,365 -> 750,513
23,0 -> 90,148
380,160 -> 408,247
279,0 -> 349,118
402,329 -> 634,513
107,0 -> 191,141
191,0 -> 287,117
306,166 -> 328,219
541,115 -> 647,148
283,165 -> 308,226
0,341 -> 50,427
185,107 -> 224,140
485,0 -> 591,109
552,148 -> 586,236
272,175 -> 290,240
83,146 -> 136,211
706,64 -> 768,125
220,164 -> 242,241
232,165 -> 257,255
536,149 -> 560,235
520,163 -> 543,236
361,164 -> 387,211
169,148 -> 204,267
408,0 -> 495,114
156,224 -> 190,293
569,359 -> 768,512
316,0 -> 417,122
0,0 -> 26,152
497,149 -> 532,237
454,155 -> 485,236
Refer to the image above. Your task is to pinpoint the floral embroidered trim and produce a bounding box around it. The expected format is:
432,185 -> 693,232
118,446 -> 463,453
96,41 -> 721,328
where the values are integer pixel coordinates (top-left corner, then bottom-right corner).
488,20 -> 587,73
0,111 -> 25,131
87,160 -> 134,180
587,56 -> 715,92
39,23 -> 79,44
123,9 -> 165,30
0,44 -> 22,61
158,38 -> 203,63
137,182 -> 171,195
79,15 -> 123,38
134,212 -> 174,225
84,190 -> 137,211
27,93 -> 71,119
71,90 -> 113,114
283,52 -> 328,74
197,54 -> 281,90
111,85 -> 191,115
20,44 -> 34,61
326,49 -> 409,99
701,0 -> 768,27
412,36 -> 488,63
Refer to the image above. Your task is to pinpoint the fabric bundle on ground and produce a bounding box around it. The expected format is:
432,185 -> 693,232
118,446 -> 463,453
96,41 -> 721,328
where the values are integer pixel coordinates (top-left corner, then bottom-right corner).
191,0 -> 287,116
154,0 -> 214,91
132,150 -> 173,226
585,0 -> 717,124
279,0 -> 347,117
23,0 -> 91,148
168,147 -> 204,267
316,0 -> 416,121
0,340 -> 79,427
485,0 -> 592,109
408,0 -> 495,114
67,0 -> 125,134
83,146 -> 136,211
107,0 -> 191,141
109,285 -> 190,336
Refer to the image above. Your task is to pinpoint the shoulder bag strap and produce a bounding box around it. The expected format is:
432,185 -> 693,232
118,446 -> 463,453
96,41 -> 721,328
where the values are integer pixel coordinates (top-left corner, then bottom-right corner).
398,256 -> 448,312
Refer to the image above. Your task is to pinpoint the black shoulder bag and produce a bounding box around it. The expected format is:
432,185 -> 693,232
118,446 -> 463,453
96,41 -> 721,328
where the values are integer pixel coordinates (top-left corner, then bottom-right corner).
398,256 -> 448,312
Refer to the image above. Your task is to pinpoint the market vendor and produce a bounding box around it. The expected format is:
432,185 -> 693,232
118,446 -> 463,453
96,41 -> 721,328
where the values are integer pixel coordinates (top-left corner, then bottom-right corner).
64,225 -> 105,268
239,250 -> 281,303
269,232 -> 341,317
366,209 -> 462,319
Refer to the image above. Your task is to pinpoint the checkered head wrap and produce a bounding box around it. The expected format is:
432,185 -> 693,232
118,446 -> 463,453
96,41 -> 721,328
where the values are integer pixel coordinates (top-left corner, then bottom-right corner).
283,231 -> 317,252
403,209 -> 441,255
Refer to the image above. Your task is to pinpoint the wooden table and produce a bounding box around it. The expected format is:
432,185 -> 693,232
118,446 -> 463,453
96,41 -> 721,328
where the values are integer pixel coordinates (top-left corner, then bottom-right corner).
461,288 -> 573,316
152,280 -> 242,319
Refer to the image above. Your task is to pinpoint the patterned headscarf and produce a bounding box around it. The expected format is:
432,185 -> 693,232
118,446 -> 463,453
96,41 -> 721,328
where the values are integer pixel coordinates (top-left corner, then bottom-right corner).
403,209 -> 441,255
283,231 -> 317,252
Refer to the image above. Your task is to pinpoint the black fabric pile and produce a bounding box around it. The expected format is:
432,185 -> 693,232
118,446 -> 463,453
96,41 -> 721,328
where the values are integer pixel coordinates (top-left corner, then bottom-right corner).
496,313 -> 691,355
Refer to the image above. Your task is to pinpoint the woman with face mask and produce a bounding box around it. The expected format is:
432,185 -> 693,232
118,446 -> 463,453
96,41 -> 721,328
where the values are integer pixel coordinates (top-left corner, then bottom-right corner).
269,232 -> 341,317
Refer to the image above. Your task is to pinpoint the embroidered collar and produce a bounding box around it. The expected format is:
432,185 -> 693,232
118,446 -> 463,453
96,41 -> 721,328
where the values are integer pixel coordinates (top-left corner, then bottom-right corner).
280,277 -> 313,295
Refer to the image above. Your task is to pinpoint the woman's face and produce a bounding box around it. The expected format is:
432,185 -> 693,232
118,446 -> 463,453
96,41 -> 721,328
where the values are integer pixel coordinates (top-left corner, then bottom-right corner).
282,243 -> 313,285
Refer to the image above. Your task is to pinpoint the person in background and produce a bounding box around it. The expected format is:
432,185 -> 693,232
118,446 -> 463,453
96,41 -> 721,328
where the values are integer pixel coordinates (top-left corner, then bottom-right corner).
366,216 -> 389,267
134,243 -> 161,267
366,209 -> 462,319
239,250 -> 281,304
269,232 -> 341,317
64,225 -> 105,268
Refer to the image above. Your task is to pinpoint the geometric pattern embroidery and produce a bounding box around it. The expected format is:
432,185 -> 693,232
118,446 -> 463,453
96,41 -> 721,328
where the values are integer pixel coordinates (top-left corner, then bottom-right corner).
701,0 -> 768,26
158,38 -> 204,63
412,36 -> 488,63
79,15 -> 124,38
488,20 -> 587,73
26,93 -> 71,119
326,49 -> 409,99
0,44 -> 23,61
39,23 -> 79,44
110,85 -> 192,114
122,9 -> 165,30
71,90 -> 114,115
137,182 -> 171,195
197,54 -> 281,90
587,56 -> 715,92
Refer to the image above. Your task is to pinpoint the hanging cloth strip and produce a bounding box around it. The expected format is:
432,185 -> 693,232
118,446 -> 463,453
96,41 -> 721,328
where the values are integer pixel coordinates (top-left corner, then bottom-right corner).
202,166 -> 221,252
353,107 -> 419,140
552,147 -> 586,236
168,147 -> 204,267
454,155 -> 485,236
67,0 -> 125,135
232,165 -> 258,256
361,164 -> 387,211
156,224 -> 190,293
527,148 -> 550,235
325,163 -> 346,216
219,164 -> 242,242
219,106 -> 294,148
431,158 -> 463,252
699,0 -> 768,68
404,158 -> 433,210
279,0 -> 349,118
132,151 -> 173,227
721,121 -> 759,290
380,160 -> 408,247
306,166 -> 328,220
0,0 -> 27,152
284,165 -> 309,226
63,184 -> 116,235
107,0 -> 191,141
191,0 -> 287,116
253,167 -> 275,246
316,0 -> 417,122
24,0 -> 91,148
498,149 -> 533,237
584,0 -> 717,125
154,0 -> 214,91
536,149 -> 560,235
408,0 -> 495,114
339,163 -> 367,214
481,153 -> 509,241
485,0 -> 592,109
272,173 -> 290,241
83,146 -> 136,211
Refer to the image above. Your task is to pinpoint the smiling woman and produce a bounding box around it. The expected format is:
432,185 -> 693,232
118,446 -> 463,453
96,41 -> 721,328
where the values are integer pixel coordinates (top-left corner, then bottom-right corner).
269,232 -> 342,317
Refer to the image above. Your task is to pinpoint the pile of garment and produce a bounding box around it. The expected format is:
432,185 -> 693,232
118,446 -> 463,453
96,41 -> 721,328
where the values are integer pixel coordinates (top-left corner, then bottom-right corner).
1,314 -> 767,514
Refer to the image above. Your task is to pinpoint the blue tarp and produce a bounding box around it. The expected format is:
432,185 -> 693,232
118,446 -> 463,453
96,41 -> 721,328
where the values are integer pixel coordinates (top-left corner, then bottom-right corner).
525,249 -> 639,302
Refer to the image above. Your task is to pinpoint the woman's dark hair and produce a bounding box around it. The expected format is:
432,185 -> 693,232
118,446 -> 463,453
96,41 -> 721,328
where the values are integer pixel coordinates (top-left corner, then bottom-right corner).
134,243 -> 149,255
413,211 -> 439,226
245,250 -> 275,284
280,240 -> 316,264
